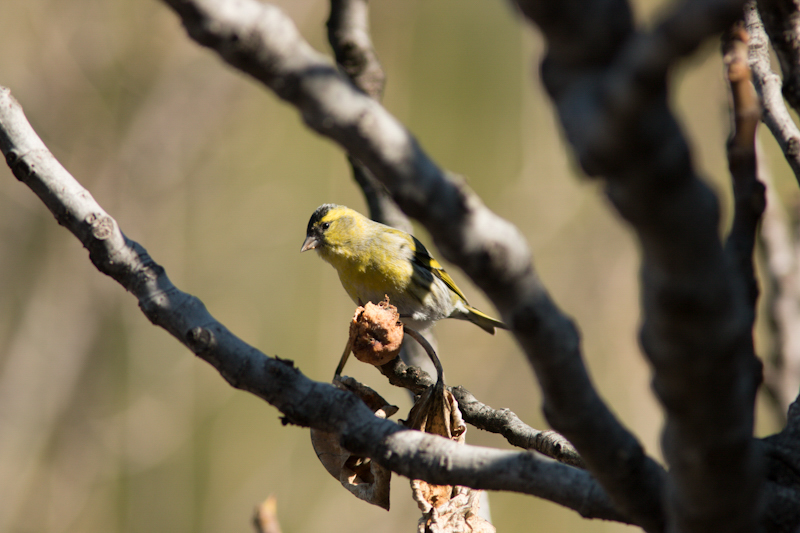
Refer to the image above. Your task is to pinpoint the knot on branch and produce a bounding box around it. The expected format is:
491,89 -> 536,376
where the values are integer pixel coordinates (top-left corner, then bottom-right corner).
85,213 -> 115,240
4,148 -> 20,168
186,326 -> 216,354
787,137 -> 800,157
4,148 -> 39,182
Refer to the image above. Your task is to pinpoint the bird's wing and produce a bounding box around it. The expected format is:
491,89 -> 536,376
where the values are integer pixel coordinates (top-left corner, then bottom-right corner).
409,236 -> 469,303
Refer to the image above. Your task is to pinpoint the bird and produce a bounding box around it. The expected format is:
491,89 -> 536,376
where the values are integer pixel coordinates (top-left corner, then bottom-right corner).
301,204 -> 506,334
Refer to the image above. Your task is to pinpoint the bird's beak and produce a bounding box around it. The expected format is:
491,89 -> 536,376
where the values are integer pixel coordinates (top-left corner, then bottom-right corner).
300,235 -> 319,252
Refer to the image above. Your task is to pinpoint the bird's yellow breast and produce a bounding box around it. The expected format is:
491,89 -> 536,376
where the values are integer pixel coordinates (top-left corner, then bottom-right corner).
321,230 -> 415,305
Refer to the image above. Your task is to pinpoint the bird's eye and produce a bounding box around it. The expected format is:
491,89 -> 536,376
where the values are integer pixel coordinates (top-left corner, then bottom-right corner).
321,222 -> 330,230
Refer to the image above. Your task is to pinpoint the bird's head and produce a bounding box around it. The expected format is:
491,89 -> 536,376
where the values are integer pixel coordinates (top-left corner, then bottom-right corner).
301,204 -> 362,256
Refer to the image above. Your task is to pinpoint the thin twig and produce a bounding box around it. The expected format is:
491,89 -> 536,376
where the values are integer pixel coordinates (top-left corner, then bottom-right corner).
252,495 -> 283,533
744,0 -> 800,184
756,0 -> 800,113
450,386 -> 585,469
378,357 -> 585,468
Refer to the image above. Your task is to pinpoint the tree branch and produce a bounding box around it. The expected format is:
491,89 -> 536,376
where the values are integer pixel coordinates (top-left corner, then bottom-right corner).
379,357 -> 586,468
0,85 -> 629,525
372,429 -> 629,524
326,0 -> 411,233
327,0 -> 385,101
451,385 -> 586,469
723,21 -> 765,314
756,0 -> 800,113
514,0 -> 764,532
756,153 -> 800,417
745,0 -> 800,184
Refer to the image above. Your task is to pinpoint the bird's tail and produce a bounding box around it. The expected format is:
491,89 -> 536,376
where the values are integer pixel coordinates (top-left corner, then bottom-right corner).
465,305 -> 507,334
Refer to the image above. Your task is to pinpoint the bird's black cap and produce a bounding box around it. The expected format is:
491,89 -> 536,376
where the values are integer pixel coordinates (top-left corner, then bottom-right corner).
306,203 -> 338,234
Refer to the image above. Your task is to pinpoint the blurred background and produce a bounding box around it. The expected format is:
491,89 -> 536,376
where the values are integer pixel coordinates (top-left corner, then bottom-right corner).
0,0 -> 793,531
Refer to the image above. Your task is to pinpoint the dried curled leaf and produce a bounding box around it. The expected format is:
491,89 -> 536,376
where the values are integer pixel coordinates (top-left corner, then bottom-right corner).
406,379 -> 494,532
405,380 -> 466,443
310,376 -> 398,510
350,298 -> 403,366
405,380 -> 464,511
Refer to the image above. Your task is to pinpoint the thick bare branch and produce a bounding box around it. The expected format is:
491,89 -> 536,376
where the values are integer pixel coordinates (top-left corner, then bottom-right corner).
159,0 -> 666,530
745,0 -> 800,184
514,0 -> 764,532
0,85 -> 629,525
373,429 -> 629,524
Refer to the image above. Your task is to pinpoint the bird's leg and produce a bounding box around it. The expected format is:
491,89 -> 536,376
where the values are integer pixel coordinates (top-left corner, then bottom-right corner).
403,327 -> 443,383
334,334 -> 354,378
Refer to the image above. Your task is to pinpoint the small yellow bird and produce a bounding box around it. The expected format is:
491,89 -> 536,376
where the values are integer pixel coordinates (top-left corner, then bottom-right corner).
301,204 -> 506,334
